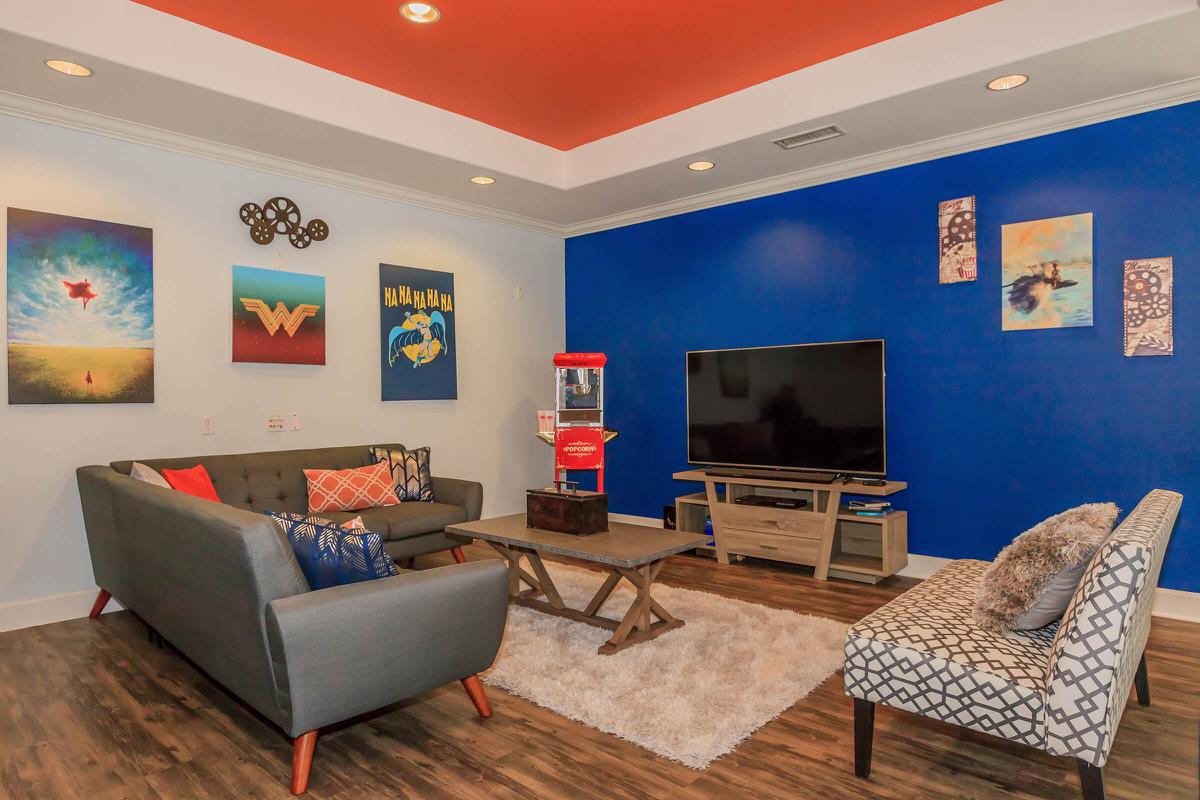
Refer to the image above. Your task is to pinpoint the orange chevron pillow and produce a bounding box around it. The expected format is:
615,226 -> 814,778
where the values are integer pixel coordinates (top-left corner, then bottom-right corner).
304,462 -> 400,513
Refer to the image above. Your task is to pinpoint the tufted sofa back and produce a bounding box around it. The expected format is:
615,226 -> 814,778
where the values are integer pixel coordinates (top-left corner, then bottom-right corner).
1043,489 -> 1182,767
112,443 -> 405,514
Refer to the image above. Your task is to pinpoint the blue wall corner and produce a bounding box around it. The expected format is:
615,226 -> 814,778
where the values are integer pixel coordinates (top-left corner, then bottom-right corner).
565,100 -> 1199,592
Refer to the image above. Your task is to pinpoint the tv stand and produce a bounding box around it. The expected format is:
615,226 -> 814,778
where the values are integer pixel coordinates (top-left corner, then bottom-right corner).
704,466 -> 839,484
673,469 -> 908,582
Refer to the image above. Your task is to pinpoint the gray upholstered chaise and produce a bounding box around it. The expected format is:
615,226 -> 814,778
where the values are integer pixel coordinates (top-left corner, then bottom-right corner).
844,489 -> 1182,800
76,445 -> 508,794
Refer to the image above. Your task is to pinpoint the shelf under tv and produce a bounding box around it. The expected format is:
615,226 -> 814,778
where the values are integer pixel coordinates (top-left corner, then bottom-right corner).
672,469 -> 908,583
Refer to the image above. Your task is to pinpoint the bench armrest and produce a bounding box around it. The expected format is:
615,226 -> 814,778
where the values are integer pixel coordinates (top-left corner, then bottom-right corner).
265,560 -> 507,735
432,476 -> 483,520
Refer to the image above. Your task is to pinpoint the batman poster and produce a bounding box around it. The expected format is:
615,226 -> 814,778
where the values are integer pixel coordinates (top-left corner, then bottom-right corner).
380,263 -> 457,400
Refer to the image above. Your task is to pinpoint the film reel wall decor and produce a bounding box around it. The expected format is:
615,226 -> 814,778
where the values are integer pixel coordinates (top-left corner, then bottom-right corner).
239,197 -> 329,249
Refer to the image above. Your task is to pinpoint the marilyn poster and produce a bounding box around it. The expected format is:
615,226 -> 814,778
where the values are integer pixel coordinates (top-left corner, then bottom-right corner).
380,263 -> 457,400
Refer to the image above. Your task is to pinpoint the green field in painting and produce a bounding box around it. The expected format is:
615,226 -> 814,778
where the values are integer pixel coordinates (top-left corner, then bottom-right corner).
8,344 -> 154,404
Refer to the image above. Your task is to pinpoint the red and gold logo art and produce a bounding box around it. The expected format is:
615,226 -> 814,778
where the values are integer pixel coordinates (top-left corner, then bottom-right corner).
239,298 -> 320,337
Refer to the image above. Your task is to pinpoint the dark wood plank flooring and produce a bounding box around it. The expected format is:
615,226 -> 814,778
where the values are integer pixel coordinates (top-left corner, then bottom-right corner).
1,542 -> 1196,799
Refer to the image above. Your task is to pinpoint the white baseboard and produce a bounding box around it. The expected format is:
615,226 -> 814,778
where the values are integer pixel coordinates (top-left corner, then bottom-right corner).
608,514 -> 1200,623
0,588 -> 123,633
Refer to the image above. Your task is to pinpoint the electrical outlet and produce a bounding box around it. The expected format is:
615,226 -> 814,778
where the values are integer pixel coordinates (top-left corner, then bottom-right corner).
201,415 -> 216,435
515,285 -> 524,301
289,413 -> 301,431
267,414 -> 285,432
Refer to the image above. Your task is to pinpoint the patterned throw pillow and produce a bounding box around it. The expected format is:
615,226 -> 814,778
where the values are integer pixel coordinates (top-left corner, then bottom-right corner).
266,511 -> 399,590
303,462 -> 400,513
370,445 -> 433,502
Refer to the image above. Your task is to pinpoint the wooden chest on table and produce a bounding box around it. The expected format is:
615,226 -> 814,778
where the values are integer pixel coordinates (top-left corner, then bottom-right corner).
527,483 -> 609,535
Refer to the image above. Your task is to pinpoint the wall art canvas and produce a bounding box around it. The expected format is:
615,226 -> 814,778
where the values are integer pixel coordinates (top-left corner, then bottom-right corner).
1001,212 -> 1093,331
1123,257 -> 1173,357
380,263 -> 457,401
232,265 -> 325,364
938,195 -> 977,283
7,208 -> 154,404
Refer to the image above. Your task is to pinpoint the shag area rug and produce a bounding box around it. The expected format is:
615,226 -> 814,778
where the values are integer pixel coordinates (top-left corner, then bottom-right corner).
482,562 -> 848,768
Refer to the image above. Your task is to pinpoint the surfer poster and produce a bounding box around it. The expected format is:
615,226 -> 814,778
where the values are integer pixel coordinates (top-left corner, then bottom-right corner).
7,208 -> 154,404
1001,213 -> 1093,331
1123,257 -> 1173,357
380,263 -> 457,401
938,196 -> 977,283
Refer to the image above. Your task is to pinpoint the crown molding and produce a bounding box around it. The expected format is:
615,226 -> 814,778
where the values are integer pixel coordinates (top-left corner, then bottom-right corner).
563,75 -> 1200,237
0,90 -> 565,237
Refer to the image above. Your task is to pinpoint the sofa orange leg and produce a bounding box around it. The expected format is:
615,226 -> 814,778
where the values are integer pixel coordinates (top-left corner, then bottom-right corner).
450,546 -> 467,564
461,675 -> 492,718
88,589 -> 112,620
291,730 -> 318,795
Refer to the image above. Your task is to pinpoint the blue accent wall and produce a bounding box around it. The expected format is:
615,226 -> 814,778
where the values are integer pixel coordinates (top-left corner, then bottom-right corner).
566,101 -> 1199,592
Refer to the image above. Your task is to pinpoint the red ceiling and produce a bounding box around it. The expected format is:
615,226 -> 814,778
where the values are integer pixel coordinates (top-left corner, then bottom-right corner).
132,0 -> 998,150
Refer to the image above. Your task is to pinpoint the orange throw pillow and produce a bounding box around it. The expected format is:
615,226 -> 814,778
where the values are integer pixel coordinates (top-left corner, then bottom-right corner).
161,464 -> 221,502
304,462 -> 400,513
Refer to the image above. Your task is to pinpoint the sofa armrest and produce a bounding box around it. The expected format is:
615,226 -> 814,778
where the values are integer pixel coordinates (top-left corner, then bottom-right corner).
265,560 -> 507,736
432,476 -> 483,521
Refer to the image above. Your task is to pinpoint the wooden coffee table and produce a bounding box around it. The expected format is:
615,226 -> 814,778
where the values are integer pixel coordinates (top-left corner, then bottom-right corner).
446,514 -> 706,654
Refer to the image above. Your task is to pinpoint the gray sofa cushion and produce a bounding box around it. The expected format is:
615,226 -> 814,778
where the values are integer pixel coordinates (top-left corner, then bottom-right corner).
320,502 -> 468,540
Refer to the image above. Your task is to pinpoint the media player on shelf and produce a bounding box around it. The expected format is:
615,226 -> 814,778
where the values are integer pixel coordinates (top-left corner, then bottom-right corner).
733,495 -> 809,509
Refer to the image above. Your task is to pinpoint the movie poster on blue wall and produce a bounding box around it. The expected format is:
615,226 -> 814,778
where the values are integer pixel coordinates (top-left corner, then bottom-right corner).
379,263 -> 457,400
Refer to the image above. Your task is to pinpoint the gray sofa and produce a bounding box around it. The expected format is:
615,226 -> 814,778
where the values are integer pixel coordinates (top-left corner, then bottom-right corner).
76,444 -> 508,795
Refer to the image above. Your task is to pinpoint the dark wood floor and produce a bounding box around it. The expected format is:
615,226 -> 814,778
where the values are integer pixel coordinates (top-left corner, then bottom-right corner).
2,543 -> 1196,799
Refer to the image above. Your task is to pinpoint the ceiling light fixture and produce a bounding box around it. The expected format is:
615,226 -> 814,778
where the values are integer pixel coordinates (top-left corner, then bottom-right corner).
400,2 -> 441,23
470,176 -> 496,185
987,73 -> 1028,91
45,59 -> 93,77
688,161 -> 715,171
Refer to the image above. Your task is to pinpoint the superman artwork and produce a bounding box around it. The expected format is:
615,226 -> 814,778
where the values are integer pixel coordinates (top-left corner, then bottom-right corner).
232,265 -> 326,365
7,208 -> 154,404
379,263 -> 457,400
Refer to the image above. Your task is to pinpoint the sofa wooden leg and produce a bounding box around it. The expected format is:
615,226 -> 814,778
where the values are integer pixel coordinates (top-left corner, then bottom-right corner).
1077,759 -> 1104,800
291,730 -> 318,795
451,546 -> 467,564
88,589 -> 112,620
853,698 -> 875,778
461,675 -> 492,718
1134,653 -> 1150,707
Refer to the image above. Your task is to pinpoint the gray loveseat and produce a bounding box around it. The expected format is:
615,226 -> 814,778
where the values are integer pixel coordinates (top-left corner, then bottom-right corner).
76,444 -> 508,794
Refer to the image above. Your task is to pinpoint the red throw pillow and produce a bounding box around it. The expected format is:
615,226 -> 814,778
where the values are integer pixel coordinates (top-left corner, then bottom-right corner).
304,462 -> 400,513
161,464 -> 221,502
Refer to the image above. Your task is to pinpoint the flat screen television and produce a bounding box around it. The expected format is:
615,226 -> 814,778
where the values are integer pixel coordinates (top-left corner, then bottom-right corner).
686,339 -> 886,476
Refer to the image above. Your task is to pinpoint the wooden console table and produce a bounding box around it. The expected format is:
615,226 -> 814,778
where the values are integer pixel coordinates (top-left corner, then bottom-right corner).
672,470 -> 908,583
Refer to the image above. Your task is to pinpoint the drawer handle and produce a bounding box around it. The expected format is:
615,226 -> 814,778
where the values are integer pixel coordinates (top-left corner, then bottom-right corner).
760,544 -> 778,550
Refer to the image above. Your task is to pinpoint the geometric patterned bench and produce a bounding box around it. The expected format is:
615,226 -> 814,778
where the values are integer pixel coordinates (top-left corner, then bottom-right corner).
845,489 -> 1182,800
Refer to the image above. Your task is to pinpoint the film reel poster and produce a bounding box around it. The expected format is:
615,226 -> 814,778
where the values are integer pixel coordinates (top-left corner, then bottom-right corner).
1123,257 -> 1173,357
938,196 -> 977,284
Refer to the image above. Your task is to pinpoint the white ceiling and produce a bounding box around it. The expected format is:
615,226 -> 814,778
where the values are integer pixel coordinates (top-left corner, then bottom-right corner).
2,0 -> 1199,236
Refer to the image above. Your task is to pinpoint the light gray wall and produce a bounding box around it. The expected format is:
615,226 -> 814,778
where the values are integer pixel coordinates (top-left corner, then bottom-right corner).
0,113 -> 564,614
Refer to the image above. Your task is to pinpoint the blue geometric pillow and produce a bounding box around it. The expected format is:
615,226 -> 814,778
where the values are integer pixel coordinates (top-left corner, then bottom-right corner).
265,511 -> 399,590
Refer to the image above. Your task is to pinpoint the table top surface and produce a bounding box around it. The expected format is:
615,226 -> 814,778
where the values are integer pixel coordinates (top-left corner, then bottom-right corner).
446,513 -> 707,568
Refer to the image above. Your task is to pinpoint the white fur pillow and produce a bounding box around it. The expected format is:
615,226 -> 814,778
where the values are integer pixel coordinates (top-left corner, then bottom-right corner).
973,502 -> 1120,634
129,461 -> 171,489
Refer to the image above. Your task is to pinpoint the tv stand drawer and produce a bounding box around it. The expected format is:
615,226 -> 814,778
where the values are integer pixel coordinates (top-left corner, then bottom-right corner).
723,528 -> 820,564
721,505 -> 825,539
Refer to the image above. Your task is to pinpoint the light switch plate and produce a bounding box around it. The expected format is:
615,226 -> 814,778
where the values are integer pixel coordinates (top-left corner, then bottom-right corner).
201,415 -> 216,435
289,413 -> 301,431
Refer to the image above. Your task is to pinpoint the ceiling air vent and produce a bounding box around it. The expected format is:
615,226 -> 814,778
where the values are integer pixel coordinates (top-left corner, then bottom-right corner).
772,125 -> 845,150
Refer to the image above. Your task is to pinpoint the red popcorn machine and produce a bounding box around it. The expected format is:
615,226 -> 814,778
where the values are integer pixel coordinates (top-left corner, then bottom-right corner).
537,352 -> 617,492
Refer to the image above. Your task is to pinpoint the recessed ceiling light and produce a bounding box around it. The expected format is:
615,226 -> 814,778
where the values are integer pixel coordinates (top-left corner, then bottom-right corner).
45,59 -> 92,77
987,73 -> 1028,91
470,176 -> 496,185
688,161 -> 715,171
400,2 -> 441,23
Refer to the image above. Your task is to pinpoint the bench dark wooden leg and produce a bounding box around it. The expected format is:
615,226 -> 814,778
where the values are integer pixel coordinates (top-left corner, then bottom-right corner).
1134,652 -> 1150,706
88,589 -> 111,619
291,730 -> 318,795
854,698 -> 875,778
1077,759 -> 1104,800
